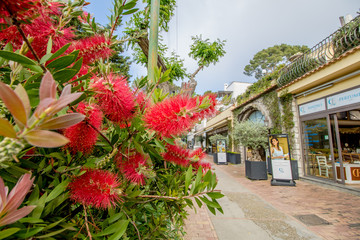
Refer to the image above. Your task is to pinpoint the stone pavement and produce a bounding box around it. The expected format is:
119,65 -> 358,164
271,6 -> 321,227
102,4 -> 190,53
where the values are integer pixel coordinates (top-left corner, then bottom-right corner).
184,155 -> 360,240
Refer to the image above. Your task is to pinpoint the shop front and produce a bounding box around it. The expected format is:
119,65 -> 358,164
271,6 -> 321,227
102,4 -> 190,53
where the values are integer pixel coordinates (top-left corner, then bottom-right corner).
299,86 -> 360,184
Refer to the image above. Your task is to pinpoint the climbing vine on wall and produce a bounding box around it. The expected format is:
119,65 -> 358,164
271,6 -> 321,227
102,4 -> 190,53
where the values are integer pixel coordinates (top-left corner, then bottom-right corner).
279,91 -> 295,145
262,91 -> 282,134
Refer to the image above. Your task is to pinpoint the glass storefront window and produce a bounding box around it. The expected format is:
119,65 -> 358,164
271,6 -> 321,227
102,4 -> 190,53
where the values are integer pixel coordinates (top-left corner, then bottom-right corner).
302,118 -> 333,179
248,110 -> 265,125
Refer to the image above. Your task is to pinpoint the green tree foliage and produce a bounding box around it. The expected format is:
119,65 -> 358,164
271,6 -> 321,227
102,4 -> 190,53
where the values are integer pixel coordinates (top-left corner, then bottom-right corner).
244,44 -> 309,80
233,121 -> 268,161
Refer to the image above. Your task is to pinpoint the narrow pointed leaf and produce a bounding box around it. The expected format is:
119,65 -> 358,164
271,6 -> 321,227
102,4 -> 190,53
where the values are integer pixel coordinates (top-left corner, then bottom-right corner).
14,84 -> 31,118
39,72 -> 57,101
0,118 -> 16,138
48,92 -> 83,115
0,228 -> 20,239
48,43 -> 71,61
0,50 -> 37,65
39,113 -> 85,130
60,85 -> 72,97
0,82 -> 27,125
24,130 -> 69,148
0,206 -> 36,227
46,55 -> 76,69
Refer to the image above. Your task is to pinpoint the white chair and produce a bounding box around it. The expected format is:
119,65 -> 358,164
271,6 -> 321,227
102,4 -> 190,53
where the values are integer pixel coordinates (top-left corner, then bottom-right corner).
316,156 -> 331,177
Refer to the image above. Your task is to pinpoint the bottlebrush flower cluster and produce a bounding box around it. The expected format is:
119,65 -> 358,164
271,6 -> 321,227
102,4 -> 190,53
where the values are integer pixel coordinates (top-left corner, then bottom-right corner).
144,94 -> 217,138
70,35 -> 114,65
0,1 -> 74,59
162,143 -> 211,171
68,169 -> 122,209
91,74 -> 135,125
116,150 -> 150,185
64,103 -> 103,155
0,0 -> 41,21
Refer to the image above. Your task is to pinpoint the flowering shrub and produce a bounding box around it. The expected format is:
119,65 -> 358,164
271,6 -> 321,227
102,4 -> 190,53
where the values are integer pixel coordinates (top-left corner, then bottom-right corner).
0,0 -> 223,239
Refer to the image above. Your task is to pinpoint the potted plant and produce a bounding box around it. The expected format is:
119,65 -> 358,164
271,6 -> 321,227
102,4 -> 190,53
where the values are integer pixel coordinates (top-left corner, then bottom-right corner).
226,151 -> 241,164
233,121 -> 268,180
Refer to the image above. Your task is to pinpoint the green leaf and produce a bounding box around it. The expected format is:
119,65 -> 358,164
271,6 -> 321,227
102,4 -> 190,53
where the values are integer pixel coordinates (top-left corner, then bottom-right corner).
207,205 -> 216,215
46,179 -> 70,202
40,53 -> 53,64
0,82 -> 27,125
206,192 -> 224,199
19,217 -> 44,224
0,228 -> 20,239
0,118 -> 16,138
37,228 -> 67,238
31,192 -> 47,218
108,220 -> 129,240
46,37 -> 53,54
194,197 -> 202,208
46,55 -> 76,69
0,50 -> 37,65
48,43 -> 71,61
24,130 -> 69,148
95,220 -> 129,237
53,69 -> 78,83
200,196 -> 221,209
123,1 -> 137,9
123,8 -> 138,15
184,165 -> 193,193
16,227 -> 44,239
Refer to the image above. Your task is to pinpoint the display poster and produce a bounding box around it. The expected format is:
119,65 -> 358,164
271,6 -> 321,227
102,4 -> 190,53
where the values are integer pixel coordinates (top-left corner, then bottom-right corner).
268,134 -> 294,181
216,139 -> 227,164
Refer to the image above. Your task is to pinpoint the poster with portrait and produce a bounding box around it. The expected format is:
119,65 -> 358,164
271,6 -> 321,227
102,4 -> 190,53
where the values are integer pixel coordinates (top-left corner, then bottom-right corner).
216,139 -> 227,164
268,134 -> 293,181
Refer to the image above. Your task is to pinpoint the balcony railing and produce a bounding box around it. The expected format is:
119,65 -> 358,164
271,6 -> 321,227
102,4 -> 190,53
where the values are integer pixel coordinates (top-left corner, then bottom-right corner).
277,15 -> 360,87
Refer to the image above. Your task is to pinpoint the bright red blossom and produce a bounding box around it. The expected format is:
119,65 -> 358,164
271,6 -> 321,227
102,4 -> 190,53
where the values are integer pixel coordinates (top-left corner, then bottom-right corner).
144,95 -> 198,138
70,35 -> 114,65
91,74 -> 135,124
68,169 -> 121,209
0,2 -> 74,60
162,144 -> 191,167
64,102 -> 102,155
116,151 -> 149,185
0,0 -> 41,22
192,160 -> 212,173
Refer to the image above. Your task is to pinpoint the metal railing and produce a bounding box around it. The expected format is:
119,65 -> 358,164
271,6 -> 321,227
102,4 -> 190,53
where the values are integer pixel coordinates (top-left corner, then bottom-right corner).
277,15 -> 360,87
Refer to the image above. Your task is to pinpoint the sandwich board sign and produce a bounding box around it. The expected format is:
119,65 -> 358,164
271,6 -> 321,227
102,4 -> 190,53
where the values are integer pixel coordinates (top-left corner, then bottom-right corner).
268,134 -> 295,186
216,139 -> 227,165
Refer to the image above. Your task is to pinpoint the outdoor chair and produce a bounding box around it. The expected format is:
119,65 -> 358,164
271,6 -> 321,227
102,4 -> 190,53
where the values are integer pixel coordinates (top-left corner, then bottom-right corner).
316,156 -> 332,177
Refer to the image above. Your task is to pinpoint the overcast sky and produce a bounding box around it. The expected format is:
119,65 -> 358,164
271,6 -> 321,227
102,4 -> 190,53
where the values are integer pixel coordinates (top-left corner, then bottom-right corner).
86,0 -> 359,94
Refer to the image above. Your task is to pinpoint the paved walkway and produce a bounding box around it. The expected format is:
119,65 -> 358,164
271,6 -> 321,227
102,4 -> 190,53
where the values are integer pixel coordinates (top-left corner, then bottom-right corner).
184,155 -> 360,240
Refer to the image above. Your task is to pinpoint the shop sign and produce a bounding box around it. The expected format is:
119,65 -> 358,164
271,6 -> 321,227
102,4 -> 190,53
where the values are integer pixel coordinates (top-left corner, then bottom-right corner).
327,87 -> 360,109
298,99 -> 326,116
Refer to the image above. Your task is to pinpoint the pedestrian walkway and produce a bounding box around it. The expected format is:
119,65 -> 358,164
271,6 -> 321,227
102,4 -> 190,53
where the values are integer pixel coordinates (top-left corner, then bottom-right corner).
184,155 -> 360,240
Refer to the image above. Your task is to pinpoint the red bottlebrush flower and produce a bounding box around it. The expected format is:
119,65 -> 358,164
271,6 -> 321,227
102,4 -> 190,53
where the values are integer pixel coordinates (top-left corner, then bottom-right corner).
64,102 -> 102,155
116,151 -> 149,185
194,93 -> 217,119
162,144 -> 191,167
189,148 -> 205,160
68,169 -> 122,209
70,35 -> 114,65
91,74 -> 135,124
135,90 -> 150,112
0,2 -> 74,60
192,160 -> 212,173
144,95 -> 199,138
0,0 -> 41,22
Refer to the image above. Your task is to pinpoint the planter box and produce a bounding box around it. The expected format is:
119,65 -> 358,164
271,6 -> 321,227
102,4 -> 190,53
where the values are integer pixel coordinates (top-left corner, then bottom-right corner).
227,153 -> 241,164
212,153 -> 218,164
245,160 -> 268,180
267,158 -> 299,180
